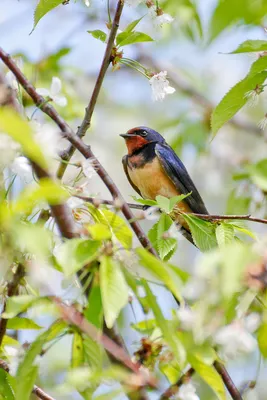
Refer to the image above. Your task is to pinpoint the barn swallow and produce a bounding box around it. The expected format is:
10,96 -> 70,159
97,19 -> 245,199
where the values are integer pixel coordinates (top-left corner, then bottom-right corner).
120,126 -> 209,245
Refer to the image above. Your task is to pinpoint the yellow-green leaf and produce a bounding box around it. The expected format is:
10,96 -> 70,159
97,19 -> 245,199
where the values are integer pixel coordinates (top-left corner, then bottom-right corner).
0,109 -> 48,169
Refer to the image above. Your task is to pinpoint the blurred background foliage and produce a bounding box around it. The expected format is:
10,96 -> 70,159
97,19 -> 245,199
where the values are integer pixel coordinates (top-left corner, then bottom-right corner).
1,0 -> 267,399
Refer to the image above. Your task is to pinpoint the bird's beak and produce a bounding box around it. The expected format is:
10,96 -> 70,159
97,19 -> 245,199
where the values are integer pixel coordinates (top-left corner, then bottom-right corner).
119,133 -> 136,138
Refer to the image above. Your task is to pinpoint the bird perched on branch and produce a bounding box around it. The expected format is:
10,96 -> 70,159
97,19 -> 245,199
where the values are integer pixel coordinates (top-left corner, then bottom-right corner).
120,126 -> 209,245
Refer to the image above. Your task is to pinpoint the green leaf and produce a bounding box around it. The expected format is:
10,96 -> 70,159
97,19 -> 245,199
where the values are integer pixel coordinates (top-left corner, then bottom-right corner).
0,369 -> 15,400
99,256 -> 129,328
131,196 -> 157,206
258,323 -> 267,358
88,30 -> 107,43
189,356 -> 226,400
220,243 -> 259,301
136,248 -> 184,303
45,319 -> 68,342
226,190 -> 251,214
11,179 -> 69,217
87,223 -> 111,241
117,31 -> 153,47
142,280 -> 186,365
216,223 -> 234,247
7,317 -> 42,330
100,209 -> 133,249
248,56 -> 267,76
71,332 -> 84,368
0,109 -> 48,169
131,319 -> 156,334
2,296 -> 36,319
211,71 -> 267,135
124,17 -> 144,33
156,194 -> 191,213
209,0 -> 267,41
33,0 -> 63,31
55,238 -> 101,276
231,224 -> 257,240
229,40 -> 267,54
249,159 -> 267,191
148,214 -> 177,261
84,281 -> 103,330
16,331 -> 48,400
182,214 -> 217,251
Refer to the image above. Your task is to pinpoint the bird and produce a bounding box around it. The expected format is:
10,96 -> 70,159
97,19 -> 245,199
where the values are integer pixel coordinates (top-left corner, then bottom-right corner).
120,126 -> 209,245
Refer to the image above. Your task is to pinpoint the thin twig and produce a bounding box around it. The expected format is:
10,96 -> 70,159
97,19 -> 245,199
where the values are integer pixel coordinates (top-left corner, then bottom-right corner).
214,361 -> 243,400
57,0 -> 124,179
0,46 -> 158,257
0,359 -> 56,400
54,298 -> 157,388
74,195 -> 267,226
160,367 -> 195,399
0,263 -> 25,347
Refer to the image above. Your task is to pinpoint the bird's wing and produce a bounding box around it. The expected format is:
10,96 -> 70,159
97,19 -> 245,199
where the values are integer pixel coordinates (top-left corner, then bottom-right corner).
155,143 -> 209,214
122,155 -> 142,197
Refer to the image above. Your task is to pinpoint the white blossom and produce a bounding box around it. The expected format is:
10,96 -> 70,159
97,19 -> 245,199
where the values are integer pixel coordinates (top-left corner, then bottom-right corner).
84,0 -> 90,6
67,197 -> 84,209
149,71 -> 175,101
148,5 -> 174,26
214,320 -> 257,359
37,77 -> 67,107
6,71 -> 19,90
4,346 -> 25,376
0,133 -> 21,167
244,89 -> 261,108
125,0 -> 143,6
31,121 -> 62,159
177,307 -> 195,330
258,113 -> 267,130
5,57 -> 23,90
177,383 -> 200,400
82,158 -> 97,179
10,156 -> 33,183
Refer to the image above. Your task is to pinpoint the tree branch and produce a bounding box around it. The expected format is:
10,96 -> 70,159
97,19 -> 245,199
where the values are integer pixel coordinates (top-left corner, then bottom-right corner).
0,263 -> 25,347
160,367 -> 195,399
54,297 -> 157,389
0,359 -> 56,400
74,195 -> 267,226
57,0 -> 124,180
0,47 -> 158,257
214,361 -> 243,400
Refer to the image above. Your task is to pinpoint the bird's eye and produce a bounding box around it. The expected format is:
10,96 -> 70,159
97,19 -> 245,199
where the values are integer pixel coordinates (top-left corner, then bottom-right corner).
140,130 -> 147,137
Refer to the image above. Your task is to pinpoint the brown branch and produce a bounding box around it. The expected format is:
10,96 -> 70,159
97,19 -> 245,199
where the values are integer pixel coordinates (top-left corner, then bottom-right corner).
0,359 -> 56,400
0,47 -> 158,257
214,361 -> 243,400
0,263 -> 25,347
54,298 -> 157,389
74,195 -> 267,226
57,0 -> 124,180
160,367 -> 195,399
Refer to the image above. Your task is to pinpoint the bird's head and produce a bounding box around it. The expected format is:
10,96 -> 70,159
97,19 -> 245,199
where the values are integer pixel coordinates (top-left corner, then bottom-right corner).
120,126 -> 165,154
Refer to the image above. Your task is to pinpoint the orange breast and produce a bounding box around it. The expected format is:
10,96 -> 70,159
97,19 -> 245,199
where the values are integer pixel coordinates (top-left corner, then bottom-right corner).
127,157 -> 192,221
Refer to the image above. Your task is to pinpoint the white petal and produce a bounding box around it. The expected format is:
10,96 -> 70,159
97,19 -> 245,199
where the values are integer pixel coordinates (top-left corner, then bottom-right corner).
84,0 -> 90,6
165,85 -> 176,94
11,156 -> 33,183
36,88 -> 50,97
54,95 -> 67,107
5,71 -> 18,90
82,159 -> 96,179
50,77 -> 62,96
